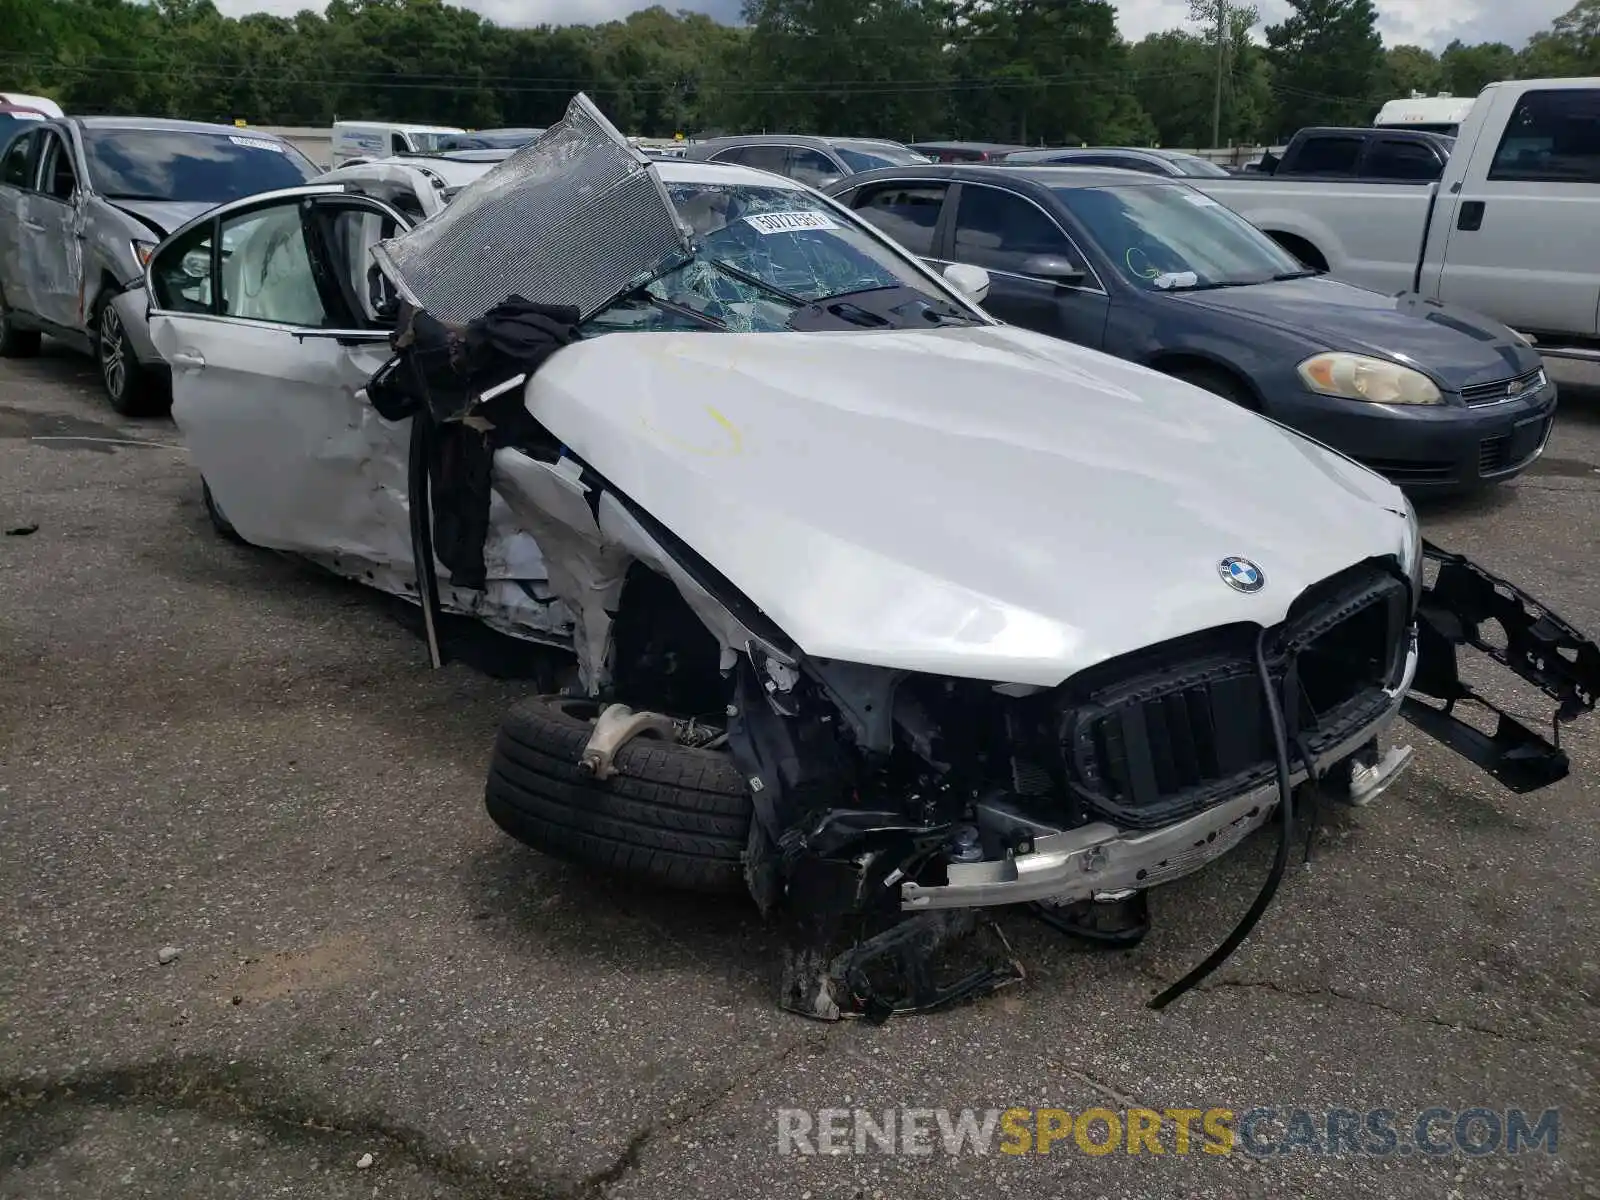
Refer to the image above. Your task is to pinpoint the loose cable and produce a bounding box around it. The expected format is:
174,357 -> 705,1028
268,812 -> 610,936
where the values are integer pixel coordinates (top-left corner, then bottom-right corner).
1149,625 -> 1294,1010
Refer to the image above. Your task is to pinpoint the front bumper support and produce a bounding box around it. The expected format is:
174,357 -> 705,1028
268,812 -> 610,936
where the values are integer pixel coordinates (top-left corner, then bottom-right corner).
900,638 -> 1418,911
1403,542 -> 1600,792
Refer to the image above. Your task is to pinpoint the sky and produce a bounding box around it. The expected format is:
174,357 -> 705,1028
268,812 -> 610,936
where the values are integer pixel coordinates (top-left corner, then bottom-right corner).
211,0 -> 1576,51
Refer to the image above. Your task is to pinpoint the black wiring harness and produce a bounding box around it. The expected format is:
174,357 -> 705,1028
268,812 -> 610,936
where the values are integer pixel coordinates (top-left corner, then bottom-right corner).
1148,625 -> 1295,1010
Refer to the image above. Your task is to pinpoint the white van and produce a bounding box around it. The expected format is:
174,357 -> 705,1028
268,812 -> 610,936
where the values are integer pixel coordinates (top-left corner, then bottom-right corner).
331,121 -> 465,166
0,92 -> 64,118
1373,92 -> 1477,136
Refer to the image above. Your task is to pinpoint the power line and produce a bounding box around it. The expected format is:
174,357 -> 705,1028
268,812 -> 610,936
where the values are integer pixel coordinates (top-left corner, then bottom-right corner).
0,52 -> 1210,96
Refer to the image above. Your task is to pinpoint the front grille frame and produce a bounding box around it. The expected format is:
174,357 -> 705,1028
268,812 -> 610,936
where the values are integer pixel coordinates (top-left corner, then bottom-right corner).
1054,562 -> 1410,830
1461,367 -> 1546,408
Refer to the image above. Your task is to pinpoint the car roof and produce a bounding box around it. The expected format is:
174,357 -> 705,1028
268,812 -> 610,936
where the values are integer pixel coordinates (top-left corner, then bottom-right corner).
334,121 -> 463,133
694,133 -> 837,147
390,148 -> 516,165
1007,146 -> 1169,162
833,162 -> 1170,191
327,154 -> 817,195
319,154 -> 508,189
73,116 -> 293,139
908,144 -> 1030,155
1295,124 -> 1449,141
656,158 -> 815,188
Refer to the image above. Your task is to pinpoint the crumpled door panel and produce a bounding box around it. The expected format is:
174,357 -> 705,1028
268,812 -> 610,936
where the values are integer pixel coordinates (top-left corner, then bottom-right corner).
1404,541 -> 1600,792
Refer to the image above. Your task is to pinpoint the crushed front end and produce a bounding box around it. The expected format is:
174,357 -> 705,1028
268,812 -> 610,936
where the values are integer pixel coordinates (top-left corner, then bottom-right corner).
747,544 -> 1600,1020
741,558 -> 1424,1018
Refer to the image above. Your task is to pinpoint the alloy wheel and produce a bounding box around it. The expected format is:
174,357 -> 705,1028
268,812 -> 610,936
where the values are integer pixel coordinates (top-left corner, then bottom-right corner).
100,303 -> 127,400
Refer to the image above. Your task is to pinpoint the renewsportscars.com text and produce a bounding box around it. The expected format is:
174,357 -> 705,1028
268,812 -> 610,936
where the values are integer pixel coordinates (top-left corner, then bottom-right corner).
776,1106 -> 1560,1158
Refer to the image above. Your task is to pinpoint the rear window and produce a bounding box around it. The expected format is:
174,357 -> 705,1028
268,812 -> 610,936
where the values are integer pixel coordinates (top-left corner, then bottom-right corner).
1286,136 -> 1363,176
834,144 -> 930,171
1162,153 -> 1231,178
1363,138 -> 1443,180
1489,88 -> 1600,183
82,129 -> 318,203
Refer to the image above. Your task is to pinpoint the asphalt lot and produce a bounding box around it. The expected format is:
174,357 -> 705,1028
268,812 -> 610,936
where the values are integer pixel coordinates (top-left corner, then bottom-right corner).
1,345 -> 1597,1199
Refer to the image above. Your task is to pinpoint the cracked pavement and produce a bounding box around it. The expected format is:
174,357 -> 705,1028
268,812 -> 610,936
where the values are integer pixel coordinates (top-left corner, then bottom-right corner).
1,347 -> 1596,1198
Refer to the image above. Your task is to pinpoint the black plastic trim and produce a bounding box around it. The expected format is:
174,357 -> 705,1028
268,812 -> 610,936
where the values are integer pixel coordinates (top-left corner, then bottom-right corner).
1403,541 -> 1600,792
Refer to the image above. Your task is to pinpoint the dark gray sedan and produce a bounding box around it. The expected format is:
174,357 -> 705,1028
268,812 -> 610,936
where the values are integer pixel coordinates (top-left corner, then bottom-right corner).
827,164 -> 1556,492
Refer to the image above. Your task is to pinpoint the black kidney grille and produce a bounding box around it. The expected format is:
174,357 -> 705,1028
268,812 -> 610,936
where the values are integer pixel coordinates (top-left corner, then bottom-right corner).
1061,564 -> 1407,830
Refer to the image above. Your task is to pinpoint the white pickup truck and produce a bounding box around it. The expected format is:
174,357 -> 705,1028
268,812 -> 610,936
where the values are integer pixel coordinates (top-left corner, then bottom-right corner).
1191,78 -> 1600,360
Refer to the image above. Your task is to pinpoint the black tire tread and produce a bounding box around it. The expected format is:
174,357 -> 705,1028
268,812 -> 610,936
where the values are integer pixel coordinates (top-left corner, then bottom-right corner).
485,696 -> 752,895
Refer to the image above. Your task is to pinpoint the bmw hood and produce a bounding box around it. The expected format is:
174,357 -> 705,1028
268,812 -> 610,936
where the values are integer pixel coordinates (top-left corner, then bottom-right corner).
1168,277 -> 1539,392
104,199 -> 216,239
525,324 -> 1411,686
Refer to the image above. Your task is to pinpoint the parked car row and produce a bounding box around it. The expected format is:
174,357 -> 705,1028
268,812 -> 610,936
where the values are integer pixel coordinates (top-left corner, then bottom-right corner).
0,87 -> 1587,498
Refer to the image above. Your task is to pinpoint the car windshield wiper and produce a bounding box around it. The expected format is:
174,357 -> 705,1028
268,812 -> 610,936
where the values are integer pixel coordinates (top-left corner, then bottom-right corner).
701,258 -> 807,307
100,192 -> 174,201
638,291 -> 726,330
1273,269 -> 1323,280
818,282 -> 979,321
1160,278 -> 1259,292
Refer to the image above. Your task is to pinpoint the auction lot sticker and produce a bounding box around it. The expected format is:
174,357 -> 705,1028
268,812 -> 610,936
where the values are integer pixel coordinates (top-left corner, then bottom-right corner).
230,135 -> 285,153
745,211 -> 839,234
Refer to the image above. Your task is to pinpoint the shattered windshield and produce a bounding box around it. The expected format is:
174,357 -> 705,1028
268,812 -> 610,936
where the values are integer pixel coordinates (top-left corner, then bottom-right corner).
583,181 -> 965,335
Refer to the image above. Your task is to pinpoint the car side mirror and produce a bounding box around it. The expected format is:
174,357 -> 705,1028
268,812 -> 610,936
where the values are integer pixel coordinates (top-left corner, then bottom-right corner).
1020,254 -> 1086,286
943,262 -> 990,304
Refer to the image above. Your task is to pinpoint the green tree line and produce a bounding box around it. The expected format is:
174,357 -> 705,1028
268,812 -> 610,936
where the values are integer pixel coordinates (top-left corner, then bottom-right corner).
1,0 -> 1597,146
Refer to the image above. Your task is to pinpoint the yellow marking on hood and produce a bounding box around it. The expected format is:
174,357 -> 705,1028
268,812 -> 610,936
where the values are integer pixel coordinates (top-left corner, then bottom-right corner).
639,404 -> 744,457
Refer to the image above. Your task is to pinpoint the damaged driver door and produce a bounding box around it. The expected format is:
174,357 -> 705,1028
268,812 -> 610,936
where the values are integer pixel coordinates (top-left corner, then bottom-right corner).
147,189 -> 413,561
21,128 -> 85,332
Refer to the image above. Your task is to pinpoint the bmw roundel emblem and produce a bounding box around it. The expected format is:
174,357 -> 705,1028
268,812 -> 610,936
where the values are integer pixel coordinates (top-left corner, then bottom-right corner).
1218,557 -> 1265,593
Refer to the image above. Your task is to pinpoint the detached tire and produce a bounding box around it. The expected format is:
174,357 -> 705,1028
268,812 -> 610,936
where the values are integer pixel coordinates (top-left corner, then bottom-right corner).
486,696 -> 753,895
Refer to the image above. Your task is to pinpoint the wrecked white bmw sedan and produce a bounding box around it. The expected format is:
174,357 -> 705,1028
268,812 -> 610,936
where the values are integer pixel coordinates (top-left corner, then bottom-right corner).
145,97 -> 1600,1019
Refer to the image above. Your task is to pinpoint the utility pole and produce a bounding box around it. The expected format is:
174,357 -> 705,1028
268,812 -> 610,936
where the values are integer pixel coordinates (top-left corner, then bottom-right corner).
1211,0 -> 1227,148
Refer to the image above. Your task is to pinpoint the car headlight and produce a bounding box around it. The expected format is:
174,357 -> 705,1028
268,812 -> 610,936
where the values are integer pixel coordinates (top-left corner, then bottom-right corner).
132,239 -> 158,267
1298,353 -> 1442,405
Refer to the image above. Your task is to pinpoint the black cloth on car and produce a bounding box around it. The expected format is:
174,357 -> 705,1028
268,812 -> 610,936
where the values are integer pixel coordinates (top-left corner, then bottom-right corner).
364,295 -> 579,590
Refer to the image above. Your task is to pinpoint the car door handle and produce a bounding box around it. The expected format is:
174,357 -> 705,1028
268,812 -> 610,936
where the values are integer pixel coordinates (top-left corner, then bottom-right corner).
169,350 -> 205,369
1457,200 -> 1486,231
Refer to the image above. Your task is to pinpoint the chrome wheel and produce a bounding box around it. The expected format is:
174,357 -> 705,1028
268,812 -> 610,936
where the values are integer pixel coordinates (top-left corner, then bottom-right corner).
99,302 -> 127,400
